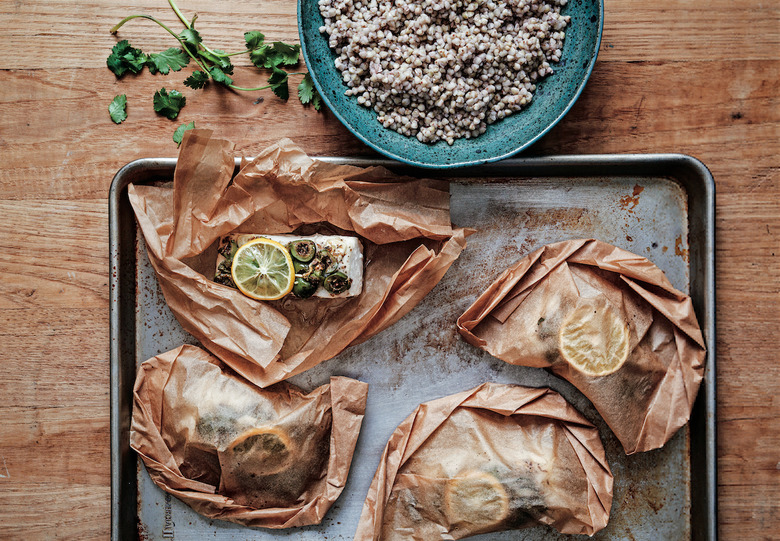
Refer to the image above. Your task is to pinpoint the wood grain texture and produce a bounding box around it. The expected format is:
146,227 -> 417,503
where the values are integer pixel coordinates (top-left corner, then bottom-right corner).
0,0 -> 778,68
0,0 -> 778,539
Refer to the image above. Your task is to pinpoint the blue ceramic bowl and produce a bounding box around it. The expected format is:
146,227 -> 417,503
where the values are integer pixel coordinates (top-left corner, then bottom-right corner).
298,0 -> 603,169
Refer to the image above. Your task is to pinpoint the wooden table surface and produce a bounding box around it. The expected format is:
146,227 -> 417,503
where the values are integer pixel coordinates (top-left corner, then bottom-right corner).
0,0 -> 777,539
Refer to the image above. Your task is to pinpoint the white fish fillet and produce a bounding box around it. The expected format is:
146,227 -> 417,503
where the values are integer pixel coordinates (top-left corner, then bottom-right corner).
217,234 -> 363,298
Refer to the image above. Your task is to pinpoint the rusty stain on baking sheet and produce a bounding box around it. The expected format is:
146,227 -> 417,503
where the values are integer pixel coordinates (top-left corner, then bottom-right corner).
137,520 -> 149,541
523,207 -> 592,229
619,184 -> 645,213
675,235 -> 690,262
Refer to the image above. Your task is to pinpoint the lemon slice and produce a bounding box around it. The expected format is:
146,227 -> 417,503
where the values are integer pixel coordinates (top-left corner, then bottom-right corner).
444,470 -> 510,529
225,426 -> 295,476
231,238 -> 295,301
558,299 -> 630,377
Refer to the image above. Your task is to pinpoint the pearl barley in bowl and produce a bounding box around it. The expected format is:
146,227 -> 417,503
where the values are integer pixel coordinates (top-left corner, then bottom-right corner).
299,0 -> 603,168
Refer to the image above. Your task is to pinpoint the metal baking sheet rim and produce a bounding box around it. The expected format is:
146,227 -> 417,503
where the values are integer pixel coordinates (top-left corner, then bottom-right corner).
109,154 -> 716,541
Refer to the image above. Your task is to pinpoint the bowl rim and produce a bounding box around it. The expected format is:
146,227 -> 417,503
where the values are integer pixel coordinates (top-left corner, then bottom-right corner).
298,0 -> 604,169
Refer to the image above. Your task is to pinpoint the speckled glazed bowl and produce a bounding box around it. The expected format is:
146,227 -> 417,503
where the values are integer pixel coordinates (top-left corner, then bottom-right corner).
299,0 -> 603,169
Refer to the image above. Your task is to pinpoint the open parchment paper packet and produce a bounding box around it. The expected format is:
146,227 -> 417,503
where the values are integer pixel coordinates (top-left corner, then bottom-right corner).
457,239 -> 706,454
355,383 -> 613,540
130,344 -> 368,528
128,129 -> 468,388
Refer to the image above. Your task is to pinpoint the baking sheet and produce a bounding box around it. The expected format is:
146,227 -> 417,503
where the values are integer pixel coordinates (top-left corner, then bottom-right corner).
110,155 -> 716,541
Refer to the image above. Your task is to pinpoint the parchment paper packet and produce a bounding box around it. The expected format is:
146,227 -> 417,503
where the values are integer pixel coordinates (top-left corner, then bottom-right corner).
128,129 -> 468,388
457,239 -> 706,454
130,344 -> 368,528
355,383 -> 613,540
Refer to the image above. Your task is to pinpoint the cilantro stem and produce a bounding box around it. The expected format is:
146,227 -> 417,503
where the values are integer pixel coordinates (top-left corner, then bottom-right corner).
216,49 -> 253,57
166,0 -> 224,60
228,73 -> 308,92
229,84 -> 274,92
167,0 -> 190,29
110,14 -> 211,73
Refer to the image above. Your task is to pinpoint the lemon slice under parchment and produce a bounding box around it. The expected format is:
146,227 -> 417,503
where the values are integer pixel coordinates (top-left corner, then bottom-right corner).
225,426 -> 295,476
444,470 -> 510,529
558,299 -> 630,377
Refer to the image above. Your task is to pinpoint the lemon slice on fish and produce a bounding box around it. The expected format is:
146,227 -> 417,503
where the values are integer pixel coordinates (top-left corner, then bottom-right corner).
558,299 -> 630,377
231,238 -> 295,301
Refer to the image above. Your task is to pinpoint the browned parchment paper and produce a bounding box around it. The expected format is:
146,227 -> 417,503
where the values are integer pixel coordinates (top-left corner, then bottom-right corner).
457,239 -> 706,454
128,129 -> 468,388
130,344 -> 368,528
355,383 -> 613,540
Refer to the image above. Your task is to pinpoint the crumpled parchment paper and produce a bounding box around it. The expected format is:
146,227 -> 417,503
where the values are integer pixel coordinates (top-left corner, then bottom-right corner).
128,129 -> 468,388
354,383 -> 613,539
457,239 -> 706,454
130,344 -> 368,528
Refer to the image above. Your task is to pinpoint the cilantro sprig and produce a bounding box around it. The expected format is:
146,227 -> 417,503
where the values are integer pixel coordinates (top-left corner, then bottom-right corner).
108,0 -> 321,107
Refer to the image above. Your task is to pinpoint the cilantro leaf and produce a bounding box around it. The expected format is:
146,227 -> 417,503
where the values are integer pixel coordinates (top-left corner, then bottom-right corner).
249,42 -> 301,69
249,44 -> 274,69
272,42 -> 300,66
298,74 -> 322,110
271,84 -> 289,100
184,70 -> 210,89
268,66 -> 289,100
153,88 -> 186,120
209,66 -> 234,86
268,66 -> 288,86
298,74 -> 314,104
147,48 -> 189,75
173,121 -> 196,147
106,43 -> 129,76
107,40 -> 148,77
244,31 -> 265,50
109,94 -> 128,123
179,27 -> 202,55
